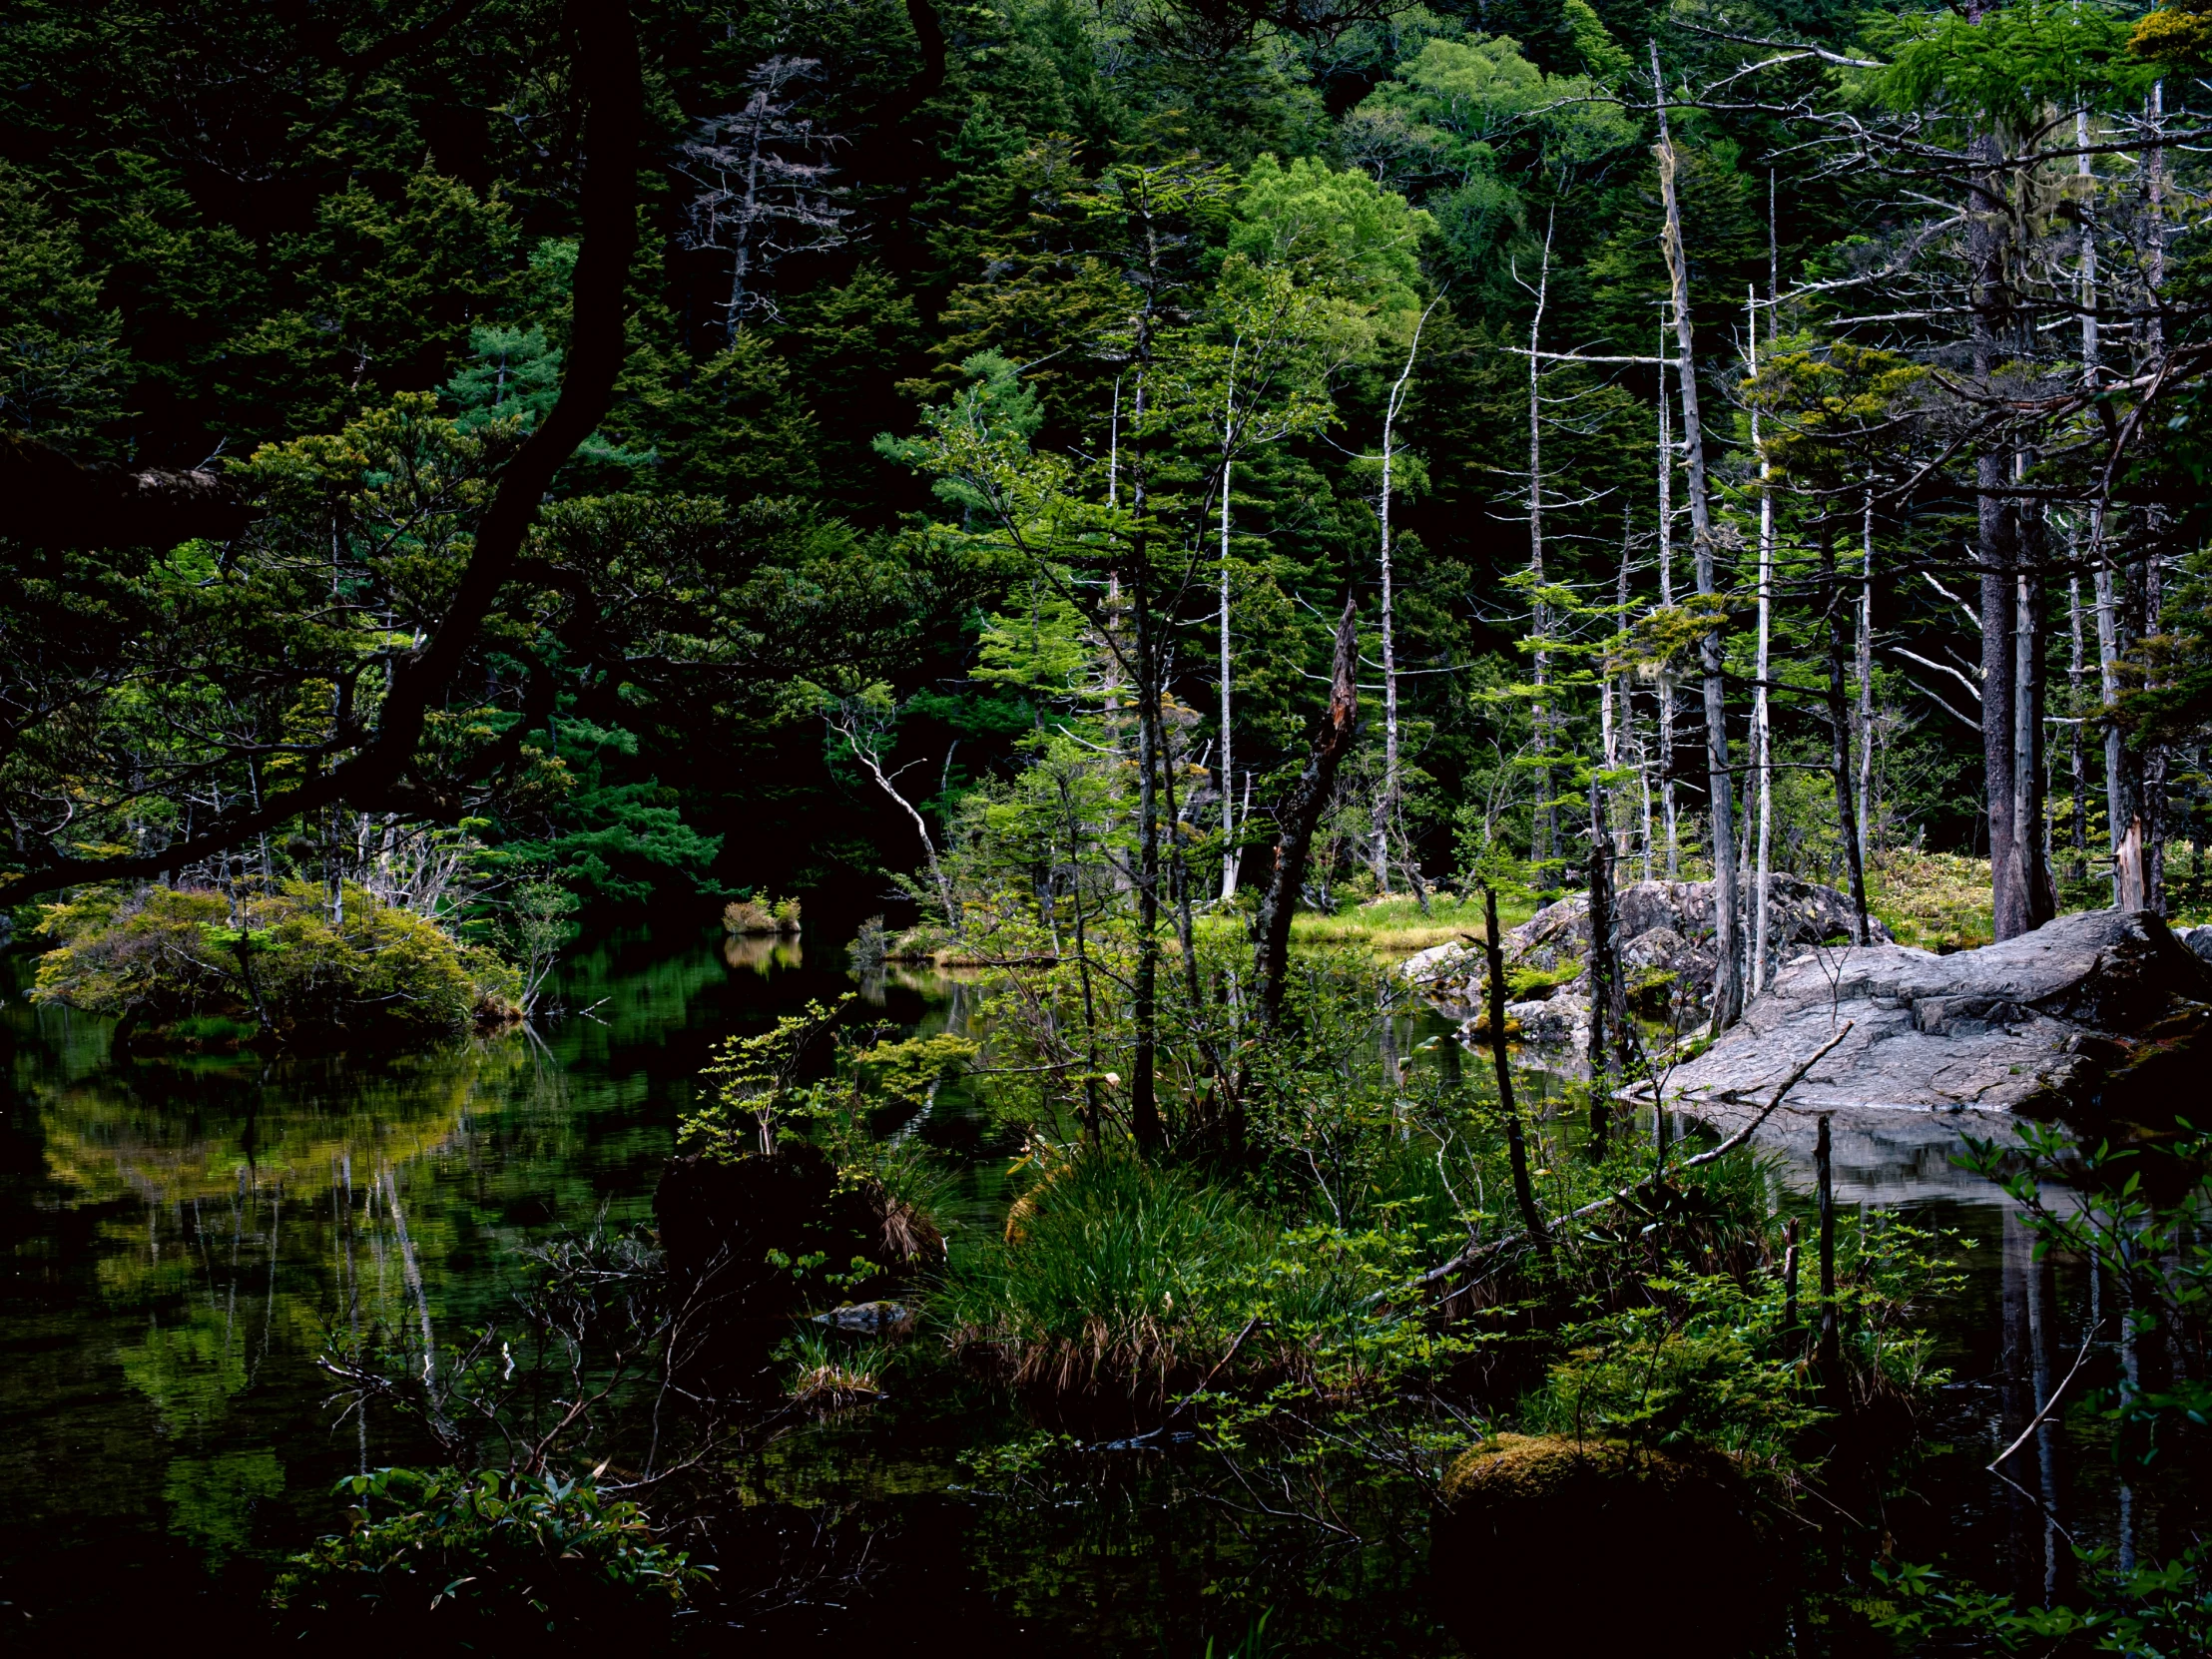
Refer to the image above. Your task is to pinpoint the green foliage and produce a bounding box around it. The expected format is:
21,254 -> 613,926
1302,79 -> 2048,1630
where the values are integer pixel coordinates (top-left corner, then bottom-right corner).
683,994 -> 854,1161
1870,1 -> 2156,133
33,880 -> 519,1048
1872,1541 -> 2212,1655
273,1465 -> 707,1631
0,161 -> 127,447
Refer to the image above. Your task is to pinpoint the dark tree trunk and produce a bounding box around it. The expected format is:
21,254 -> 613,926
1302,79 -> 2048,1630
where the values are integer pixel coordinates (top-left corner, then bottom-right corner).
1251,597 -> 1361,1033
1483,884 -> 1549,1256
1131,563 -> 1162,1151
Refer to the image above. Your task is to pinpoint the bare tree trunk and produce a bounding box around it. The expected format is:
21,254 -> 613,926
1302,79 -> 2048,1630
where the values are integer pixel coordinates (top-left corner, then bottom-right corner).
1858,487 -> 1877,859
1749,284 -> 1774,997
1613,517 -> 1633,861
1481,883 -> 1548,1258
1654,49 -> 1740,1029
2013,502 -> 2053,930
1251,598 -> 1361,1033
1525,222 -> 1556,872
2096,550 -> 2144,908
1824,534 -> 1872,943
2068,570 -> 2088,887
1965,105 -> 2031,937
1658,332 -> 1679,878
1374,310 -> 1432,893
1132,552 -> 1163,1151
1219,458 -> 1238,902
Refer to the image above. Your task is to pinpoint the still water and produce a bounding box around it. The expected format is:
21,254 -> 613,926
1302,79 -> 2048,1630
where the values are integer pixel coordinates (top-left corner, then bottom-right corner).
0,926 -> 2163,1648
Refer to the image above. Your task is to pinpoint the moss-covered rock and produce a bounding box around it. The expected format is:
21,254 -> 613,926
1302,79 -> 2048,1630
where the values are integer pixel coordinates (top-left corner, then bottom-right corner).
1432,1434 -> 1776,1657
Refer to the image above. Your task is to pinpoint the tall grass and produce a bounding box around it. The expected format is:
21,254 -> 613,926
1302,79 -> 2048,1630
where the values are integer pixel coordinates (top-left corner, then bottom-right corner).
940,1155 -> 1272,1409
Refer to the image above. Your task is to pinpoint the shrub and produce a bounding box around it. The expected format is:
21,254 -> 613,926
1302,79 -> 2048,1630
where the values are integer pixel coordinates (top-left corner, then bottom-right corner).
32,881 -> 518,1050
723,896 -> 775,933
272,1466 -> 707,1635
724,894 -> 801,934
849,912 -> 888,971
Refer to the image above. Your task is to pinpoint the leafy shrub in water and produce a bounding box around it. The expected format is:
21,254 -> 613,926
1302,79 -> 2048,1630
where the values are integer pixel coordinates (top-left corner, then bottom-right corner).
273,1465 -> 707,1635
33,881 -> 520,1049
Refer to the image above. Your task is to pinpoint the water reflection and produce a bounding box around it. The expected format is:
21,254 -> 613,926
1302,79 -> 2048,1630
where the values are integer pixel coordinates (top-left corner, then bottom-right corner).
0,926 -> 957,1616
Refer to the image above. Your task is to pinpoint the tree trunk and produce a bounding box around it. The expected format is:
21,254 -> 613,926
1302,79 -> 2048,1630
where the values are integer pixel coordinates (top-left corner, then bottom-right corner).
2068,572 -> 2087,887
1858,488 -> 1877,859
1653,48 -> 1740,1029
2012,505 -> 2054,929
2096,553 -> 2144,909
1251,597 -> 1361,1032
1824,534 -> 1872,943
1526,225 -> 1555,872
1482,883 -> 1549,1257
1749,284 -> 1774,997
1131,558 -> 1163,1151
1658,333 -> 1679,878
1219,459 -> 1238,901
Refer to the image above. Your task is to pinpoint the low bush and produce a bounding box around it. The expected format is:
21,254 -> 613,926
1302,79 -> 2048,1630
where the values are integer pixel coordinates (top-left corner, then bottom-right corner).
272,1465 -> 707,1637
33,881 -> 519,1050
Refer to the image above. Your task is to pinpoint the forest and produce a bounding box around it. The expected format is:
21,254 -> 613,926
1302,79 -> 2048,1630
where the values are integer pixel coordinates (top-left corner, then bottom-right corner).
3,0 -> 2212,1653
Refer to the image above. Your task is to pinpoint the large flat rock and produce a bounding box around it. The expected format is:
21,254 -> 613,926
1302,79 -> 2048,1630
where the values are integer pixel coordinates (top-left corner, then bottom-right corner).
1659,907 -> 2212,1116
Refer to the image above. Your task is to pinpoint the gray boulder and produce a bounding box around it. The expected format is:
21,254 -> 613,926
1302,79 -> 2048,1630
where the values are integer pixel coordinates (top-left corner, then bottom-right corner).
1658,907 -> 2212,1116
1400,876 -> 1887,1026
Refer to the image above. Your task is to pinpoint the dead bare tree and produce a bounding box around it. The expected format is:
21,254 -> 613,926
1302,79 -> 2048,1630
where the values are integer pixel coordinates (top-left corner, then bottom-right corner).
678,57 -> 849,340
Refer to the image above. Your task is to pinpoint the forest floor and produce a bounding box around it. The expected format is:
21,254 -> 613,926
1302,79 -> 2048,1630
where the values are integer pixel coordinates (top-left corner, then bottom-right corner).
1867,849 -> 1994,951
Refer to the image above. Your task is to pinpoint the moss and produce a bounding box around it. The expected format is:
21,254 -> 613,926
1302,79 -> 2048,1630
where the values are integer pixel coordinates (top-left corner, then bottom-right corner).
1433,1434 -> 1778,1657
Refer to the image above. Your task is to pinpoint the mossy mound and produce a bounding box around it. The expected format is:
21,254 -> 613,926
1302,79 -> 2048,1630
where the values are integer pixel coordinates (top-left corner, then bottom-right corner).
1432,1434 -> 1777,1658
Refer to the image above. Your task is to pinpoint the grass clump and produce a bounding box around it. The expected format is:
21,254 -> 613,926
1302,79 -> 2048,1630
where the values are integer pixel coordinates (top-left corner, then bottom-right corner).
942,1153 -> 1272,1410
724,893 -> 801,935
785,1329 -> 887,1408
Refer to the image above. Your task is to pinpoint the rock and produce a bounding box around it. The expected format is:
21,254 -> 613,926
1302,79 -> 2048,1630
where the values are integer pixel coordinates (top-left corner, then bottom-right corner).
1432,1434 -> 1776,1658
1504,992 -> 1589,1047
1400,876 -> 1886,1038
2180,923 -> 2212,967
814,1300 -> 913,1335
1658,907 -> 2212,1118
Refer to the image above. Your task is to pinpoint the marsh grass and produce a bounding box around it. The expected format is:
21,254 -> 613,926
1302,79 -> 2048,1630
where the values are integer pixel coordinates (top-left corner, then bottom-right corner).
786,1330 -> 887,1408
941,1154 -> 1273,1411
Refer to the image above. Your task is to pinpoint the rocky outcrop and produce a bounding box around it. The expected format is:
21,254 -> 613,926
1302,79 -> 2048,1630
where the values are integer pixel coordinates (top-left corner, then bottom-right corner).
1657,907 -> 2212,1118
1401,877 -> 1887,1045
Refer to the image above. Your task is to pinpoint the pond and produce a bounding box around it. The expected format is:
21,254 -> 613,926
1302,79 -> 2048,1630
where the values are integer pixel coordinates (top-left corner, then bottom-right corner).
0,926 -> 2174,1649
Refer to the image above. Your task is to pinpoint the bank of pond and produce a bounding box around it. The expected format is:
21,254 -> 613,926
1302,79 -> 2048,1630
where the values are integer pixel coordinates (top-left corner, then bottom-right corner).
1,921 -> 2206,1656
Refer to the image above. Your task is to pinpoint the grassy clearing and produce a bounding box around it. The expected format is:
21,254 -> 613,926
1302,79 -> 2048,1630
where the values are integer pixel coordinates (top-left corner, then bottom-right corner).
1187,891 -> 1531,958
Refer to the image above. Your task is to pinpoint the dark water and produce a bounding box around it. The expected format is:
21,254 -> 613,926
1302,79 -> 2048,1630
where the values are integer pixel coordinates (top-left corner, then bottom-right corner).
0,927 -> 2171,1649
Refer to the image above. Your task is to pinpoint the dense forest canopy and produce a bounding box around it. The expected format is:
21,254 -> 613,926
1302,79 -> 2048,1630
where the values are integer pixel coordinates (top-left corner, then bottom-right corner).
3,0 -> 2210,960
